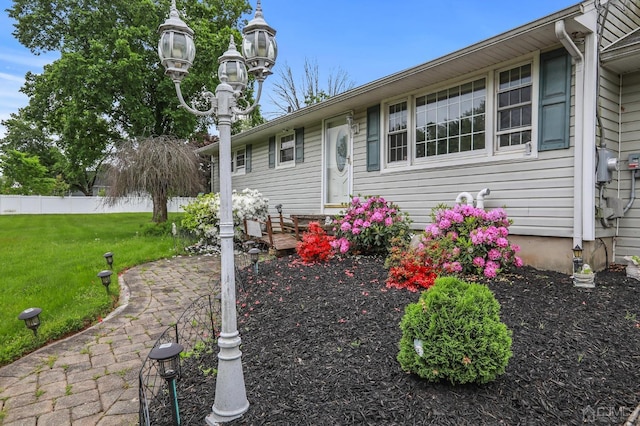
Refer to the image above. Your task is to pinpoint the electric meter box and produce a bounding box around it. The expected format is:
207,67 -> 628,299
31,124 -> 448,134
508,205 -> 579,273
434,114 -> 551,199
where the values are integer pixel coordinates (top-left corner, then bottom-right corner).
629,153 -> 640,170
596,148 -> 618,183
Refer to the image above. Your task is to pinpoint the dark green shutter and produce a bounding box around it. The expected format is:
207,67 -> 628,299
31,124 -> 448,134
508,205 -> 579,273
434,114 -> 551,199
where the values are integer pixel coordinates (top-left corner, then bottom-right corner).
295,127 -> 304,163
268,136 -> 276,168
246,144 -> 252,172
538,48 -> 571,151
366,105 -> 381,171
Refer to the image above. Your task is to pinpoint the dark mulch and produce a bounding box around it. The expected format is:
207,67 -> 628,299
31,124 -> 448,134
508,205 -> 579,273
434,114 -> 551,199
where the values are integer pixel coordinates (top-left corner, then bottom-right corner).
162,255 -> 640,425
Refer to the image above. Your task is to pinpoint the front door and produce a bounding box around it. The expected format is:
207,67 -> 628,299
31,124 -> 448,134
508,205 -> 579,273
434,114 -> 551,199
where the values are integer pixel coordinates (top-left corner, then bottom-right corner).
324,116 -> 351,208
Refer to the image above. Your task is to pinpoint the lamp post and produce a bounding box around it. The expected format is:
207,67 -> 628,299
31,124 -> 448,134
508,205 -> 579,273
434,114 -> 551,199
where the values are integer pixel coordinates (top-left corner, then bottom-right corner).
158,1 -> 276,423
18,307 -> 42,336
149,342 -> 184,426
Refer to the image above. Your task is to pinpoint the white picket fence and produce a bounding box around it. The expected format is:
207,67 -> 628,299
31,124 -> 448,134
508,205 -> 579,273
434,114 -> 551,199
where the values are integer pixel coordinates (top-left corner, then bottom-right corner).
0,195 -> 195,215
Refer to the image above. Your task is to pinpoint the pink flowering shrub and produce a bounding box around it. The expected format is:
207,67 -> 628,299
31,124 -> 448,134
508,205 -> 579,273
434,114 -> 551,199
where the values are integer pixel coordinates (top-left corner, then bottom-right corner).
331,195 -> 412,255
420,204 -> 523,278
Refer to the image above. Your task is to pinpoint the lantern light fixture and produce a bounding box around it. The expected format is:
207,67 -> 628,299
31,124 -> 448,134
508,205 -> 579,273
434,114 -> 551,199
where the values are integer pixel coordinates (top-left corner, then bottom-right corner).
18,307 -> 42,336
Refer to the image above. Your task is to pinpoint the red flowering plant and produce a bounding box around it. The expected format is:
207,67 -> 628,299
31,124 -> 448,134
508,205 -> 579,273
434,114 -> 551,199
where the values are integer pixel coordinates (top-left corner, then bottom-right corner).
296,222 -> 335,263
385,237 -> 437,292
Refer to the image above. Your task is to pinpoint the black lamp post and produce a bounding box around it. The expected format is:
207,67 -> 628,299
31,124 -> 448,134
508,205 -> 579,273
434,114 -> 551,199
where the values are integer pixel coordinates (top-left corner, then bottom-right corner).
149,342 -> 184,426
248,247 -> 260,274
18,307 -> 42,336
103,252 -> 114,269
97,270 -> 113,293
572,245 -> 583,274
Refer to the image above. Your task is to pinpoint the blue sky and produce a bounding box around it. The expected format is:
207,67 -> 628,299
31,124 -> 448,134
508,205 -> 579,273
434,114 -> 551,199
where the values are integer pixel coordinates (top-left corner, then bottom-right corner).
0,0 -> 579,136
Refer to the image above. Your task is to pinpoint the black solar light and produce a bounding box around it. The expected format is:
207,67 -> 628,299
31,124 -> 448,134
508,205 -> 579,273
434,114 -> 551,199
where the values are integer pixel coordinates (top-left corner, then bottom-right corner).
149,342 -> 184,425
572,245 -> 583,274
249,247 -> 260,274
103,252 -> 114,269
18,307 -> 42,336
97,270 -> 113,293
275,203 -> 282,214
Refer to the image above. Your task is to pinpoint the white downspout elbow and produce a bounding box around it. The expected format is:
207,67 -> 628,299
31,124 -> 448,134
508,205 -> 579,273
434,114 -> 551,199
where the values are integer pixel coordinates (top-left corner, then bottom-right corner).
476,188 -> 491,209
455,192 -> 474,206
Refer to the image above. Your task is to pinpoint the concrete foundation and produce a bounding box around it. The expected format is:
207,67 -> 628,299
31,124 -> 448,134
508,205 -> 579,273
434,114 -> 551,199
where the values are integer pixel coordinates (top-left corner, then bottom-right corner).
510,235 -> 613,275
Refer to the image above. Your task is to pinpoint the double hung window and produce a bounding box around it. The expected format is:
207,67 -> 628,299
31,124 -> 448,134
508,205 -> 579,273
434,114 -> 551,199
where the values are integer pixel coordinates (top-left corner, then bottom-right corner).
231,147 -> 246,175
497,64 -> 532,148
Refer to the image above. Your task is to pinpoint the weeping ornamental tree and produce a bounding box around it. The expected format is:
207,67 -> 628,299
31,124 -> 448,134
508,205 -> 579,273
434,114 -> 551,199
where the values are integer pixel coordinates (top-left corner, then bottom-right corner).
104,136 -> 204,223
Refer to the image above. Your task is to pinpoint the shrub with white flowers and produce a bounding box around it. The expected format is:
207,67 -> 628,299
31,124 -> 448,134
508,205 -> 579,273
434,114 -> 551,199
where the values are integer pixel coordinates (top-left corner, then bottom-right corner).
181,188 -> 269,249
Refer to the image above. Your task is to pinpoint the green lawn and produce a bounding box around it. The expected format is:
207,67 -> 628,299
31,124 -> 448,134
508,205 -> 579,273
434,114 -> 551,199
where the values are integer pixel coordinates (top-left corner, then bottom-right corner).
0,213 -> 189,366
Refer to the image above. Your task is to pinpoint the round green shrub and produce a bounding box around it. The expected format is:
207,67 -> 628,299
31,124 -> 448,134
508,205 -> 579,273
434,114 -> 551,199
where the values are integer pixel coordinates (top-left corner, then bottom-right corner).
397,276 -> 512,384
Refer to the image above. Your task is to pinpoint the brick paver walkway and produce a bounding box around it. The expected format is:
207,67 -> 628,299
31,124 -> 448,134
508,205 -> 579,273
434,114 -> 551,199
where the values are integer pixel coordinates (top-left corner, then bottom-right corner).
0,256 -> 220,426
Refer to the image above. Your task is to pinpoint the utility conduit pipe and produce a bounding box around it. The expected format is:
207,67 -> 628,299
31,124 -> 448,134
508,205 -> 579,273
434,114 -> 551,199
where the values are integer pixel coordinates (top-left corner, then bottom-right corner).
455,192 -> 474,206
476,188 -> 491,209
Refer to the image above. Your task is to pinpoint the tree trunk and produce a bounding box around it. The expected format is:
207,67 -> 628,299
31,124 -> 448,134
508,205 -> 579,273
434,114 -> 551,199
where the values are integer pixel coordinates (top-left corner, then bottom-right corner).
152,193 -> 168,223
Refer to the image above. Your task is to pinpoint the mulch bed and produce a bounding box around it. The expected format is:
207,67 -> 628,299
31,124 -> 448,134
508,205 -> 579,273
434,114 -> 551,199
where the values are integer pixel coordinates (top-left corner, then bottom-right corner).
159,255 -> 640,425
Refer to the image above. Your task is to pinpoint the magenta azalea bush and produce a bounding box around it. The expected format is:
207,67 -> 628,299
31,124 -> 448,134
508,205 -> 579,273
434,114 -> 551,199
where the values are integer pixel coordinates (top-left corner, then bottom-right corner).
331,195 -> 412,255
421,204 -> 523,278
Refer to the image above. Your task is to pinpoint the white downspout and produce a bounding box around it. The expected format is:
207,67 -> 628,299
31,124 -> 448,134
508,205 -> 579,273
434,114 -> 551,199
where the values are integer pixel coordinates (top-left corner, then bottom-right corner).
556,20 -> 584,250
476,188 -> 491,209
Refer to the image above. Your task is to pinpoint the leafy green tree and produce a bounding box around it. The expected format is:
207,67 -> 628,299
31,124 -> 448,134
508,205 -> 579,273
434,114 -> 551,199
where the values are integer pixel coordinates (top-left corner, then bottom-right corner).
0,149 -> 57,195
7,0 -> 257,194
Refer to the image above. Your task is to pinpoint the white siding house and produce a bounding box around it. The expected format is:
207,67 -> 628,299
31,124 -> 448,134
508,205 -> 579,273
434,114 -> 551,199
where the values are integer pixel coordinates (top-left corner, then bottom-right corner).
199,0 -> 640,274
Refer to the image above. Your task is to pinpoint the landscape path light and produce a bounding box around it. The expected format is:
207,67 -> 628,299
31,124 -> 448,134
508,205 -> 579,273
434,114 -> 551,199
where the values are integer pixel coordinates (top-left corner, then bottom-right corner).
157,0 -> 277,422
103,252 -> 114,269
249,247 -> 260,274
149,342 -> 184,425
18,307 -> 42,336
572,244 -> 583,274
97,270 -> 113,293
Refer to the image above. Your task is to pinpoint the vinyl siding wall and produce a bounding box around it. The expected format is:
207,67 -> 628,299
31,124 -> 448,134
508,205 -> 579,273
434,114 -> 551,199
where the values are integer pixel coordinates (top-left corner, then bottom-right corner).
230,124 -> 325,215
599,1 -> 640,50
617,70 -> 640,259
351,54 -> 577,236
596,66 -> 623,240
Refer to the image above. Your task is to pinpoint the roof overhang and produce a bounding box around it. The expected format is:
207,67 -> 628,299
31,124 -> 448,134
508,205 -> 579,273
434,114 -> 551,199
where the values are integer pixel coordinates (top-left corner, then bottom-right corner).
198,2 -> 585,156
601,27 -> 640,74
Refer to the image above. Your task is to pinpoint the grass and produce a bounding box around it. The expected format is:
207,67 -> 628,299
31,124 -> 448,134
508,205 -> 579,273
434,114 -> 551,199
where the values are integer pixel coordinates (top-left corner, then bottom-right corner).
0,213 -> 192,366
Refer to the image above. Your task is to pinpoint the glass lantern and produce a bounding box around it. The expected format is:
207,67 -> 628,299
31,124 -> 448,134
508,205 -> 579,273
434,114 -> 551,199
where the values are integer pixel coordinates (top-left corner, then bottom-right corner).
242,1 -> 277,78
158,0 -> 196,81
218,37 -> 248,93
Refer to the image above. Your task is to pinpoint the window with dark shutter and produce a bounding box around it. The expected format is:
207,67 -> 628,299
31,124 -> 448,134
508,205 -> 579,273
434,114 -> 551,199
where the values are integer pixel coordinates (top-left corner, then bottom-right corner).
246,144 -> 252,172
